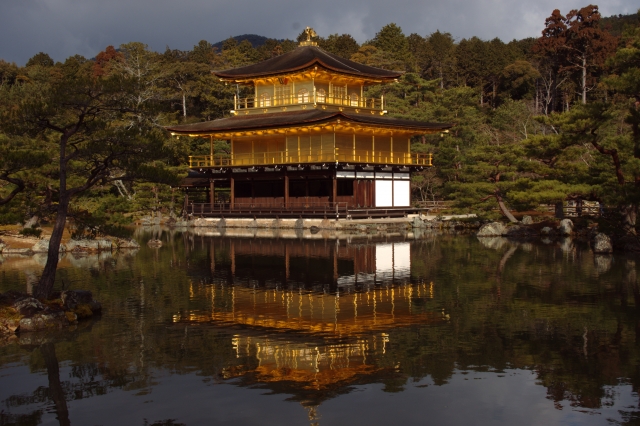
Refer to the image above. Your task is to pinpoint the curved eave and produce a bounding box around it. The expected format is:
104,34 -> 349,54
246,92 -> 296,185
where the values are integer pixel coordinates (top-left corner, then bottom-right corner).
165,110 -> 453,136
214,46 -> 403,82
216,59 -> 403,82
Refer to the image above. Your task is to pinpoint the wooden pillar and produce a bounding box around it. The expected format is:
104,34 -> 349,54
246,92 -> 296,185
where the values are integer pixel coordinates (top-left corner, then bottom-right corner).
332,173 -> 337,205
364,181 -> 368,207
371,180 -> 375,207
209,180 -> 215,211
352,134 -> 356,162
230,139 -> 234,166
352,180 -> 357,207
372,133 -> 375,163
391,175 -> 395,207
230,176 -> 235,209
284,173 -> 290,208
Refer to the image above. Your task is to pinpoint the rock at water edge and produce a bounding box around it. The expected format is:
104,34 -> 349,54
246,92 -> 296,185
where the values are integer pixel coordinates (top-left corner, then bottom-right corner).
558,219 -> 574,236
521,216 -> 533,225
592,233 -> 613,254
477,222 -> 506,237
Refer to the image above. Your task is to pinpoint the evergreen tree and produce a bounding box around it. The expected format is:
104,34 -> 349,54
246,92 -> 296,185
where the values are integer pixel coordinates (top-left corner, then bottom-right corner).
423,31 -> 456,89
319,34 -> 360,58
371,23 -> 414,71
0,52 -> 176,298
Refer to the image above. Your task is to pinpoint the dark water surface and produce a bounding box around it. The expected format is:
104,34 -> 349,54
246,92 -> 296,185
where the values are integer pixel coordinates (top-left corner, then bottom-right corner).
1,229 -> 640,425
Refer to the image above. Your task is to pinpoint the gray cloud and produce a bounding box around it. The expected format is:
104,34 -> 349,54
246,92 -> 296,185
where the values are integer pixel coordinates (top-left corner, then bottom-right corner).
0,0 -> 634,65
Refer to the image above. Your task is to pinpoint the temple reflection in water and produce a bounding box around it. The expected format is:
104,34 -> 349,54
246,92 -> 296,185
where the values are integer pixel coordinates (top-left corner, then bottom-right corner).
173,236 -> 445,401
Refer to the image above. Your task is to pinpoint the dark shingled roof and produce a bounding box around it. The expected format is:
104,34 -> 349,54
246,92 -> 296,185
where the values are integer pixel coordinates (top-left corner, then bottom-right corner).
215,46 -> 403,80
166,110 -> 453,134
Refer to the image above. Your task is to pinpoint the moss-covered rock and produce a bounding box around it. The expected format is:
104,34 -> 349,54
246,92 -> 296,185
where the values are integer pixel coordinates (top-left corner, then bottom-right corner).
73,304 -> 94,319
0,290 -> 102,338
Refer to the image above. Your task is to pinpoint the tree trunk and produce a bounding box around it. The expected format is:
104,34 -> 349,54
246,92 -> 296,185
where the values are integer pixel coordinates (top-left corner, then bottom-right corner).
555,201 -> 565,219
182,92 -> 187,119
495,190 -> 518,223
535,79 -> 539,114
492,80 -> 497,109
33,197 -> 69,299
23,215 -> 39,229
622,204 -> 637,235
582,54 -> 587,105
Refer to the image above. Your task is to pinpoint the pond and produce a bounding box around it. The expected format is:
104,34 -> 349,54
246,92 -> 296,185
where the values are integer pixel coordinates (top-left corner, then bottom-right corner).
0,228 -> 639,425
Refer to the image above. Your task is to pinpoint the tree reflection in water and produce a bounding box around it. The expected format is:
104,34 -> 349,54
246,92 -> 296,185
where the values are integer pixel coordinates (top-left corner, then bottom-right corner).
40,343 -> 69,426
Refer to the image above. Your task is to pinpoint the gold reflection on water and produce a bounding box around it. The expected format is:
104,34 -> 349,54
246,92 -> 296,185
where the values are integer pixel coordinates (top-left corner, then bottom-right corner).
173,282 -> 442,334
221,334 -> 383,391
172,281 -> 444,391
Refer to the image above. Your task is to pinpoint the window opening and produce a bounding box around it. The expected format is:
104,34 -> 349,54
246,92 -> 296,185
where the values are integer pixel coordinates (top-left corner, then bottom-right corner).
298,88 -> 309,104
260,93 -> 271,107
317,88 -> 326,103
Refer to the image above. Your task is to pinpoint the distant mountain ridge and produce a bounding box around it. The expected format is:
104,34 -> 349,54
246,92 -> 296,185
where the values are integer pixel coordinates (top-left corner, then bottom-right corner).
212,34 -> 285,49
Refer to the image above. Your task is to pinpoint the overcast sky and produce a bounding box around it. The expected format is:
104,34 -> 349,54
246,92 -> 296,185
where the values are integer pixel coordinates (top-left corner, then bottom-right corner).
0,0 -> 634,66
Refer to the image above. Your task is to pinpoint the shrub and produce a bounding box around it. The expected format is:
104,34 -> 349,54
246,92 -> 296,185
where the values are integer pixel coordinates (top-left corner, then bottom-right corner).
19,227 -> 42,238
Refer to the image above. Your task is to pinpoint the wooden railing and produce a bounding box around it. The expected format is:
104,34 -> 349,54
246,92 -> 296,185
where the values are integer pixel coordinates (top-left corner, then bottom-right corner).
413,201 -> 453,213
234,92 -> 384,110
189,151 -> 432,168
189,202 -> 350,218
187,202 -> 420,219
540,202 -> 603,217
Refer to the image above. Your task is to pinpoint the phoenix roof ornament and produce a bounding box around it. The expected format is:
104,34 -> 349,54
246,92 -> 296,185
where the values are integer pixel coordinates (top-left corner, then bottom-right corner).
299,27 -> 318,46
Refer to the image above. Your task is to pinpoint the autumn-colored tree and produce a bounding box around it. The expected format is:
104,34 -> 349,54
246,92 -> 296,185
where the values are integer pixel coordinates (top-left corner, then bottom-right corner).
534,5 -> 618,108
533,10 -> 569,113
564,5 -> 618,104
93,45 -> 121,77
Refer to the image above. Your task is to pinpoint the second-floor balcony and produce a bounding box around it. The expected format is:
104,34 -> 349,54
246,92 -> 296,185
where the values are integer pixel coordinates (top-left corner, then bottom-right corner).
234,92 -> 384,113
189,150 -> 432,168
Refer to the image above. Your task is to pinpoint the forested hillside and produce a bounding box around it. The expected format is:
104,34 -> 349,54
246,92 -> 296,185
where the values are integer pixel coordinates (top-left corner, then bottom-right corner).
0,5 -> 639,233
211,34 -> 283,50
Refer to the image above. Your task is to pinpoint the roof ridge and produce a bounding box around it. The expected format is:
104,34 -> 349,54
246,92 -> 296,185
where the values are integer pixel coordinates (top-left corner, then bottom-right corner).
311,46 -> 361,73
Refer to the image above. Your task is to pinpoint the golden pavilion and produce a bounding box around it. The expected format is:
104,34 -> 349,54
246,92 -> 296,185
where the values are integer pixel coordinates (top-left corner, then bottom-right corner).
167,28 -> 453,218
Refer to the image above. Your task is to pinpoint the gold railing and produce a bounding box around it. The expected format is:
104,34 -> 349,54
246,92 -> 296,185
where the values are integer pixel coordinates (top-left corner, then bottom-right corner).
234,93 -> 384,110
189,150 -> 432,168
